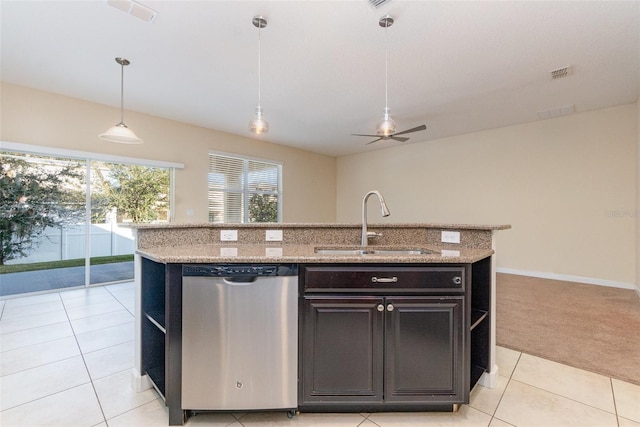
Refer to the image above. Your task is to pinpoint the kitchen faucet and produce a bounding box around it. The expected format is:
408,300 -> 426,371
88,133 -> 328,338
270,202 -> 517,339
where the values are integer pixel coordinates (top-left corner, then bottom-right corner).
361,190 -> 391,246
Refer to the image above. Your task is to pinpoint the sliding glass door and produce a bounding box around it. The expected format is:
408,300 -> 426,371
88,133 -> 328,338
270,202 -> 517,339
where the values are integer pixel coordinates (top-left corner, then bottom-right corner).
0,152 -> 87,295
0,149 -> 173,296
88,160 -> 170,285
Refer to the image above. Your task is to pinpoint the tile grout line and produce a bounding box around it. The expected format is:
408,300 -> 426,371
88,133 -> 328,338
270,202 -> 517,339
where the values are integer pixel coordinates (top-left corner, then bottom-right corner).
485,351 -> 521,427
609,377 -> 621,426
507,377 -> 620,417
509,351 -> 622,417
60,289 -> 110,426
358,414 -> 380,427
0,293 -> 90,413
103,284 -> 135,317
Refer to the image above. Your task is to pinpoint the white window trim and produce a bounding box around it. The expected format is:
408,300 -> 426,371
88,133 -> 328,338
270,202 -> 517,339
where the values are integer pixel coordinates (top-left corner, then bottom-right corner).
1,141 -> 184,169
208,149 -> 283,168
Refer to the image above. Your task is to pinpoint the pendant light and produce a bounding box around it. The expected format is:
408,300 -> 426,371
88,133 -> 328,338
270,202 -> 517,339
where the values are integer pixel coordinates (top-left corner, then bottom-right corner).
99,57 -> 143,144
376,15 -> 396,137
249,15 -> 269,134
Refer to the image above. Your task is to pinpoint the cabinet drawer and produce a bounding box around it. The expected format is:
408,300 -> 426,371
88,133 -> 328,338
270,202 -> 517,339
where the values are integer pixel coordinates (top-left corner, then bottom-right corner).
303,265 -> 467,293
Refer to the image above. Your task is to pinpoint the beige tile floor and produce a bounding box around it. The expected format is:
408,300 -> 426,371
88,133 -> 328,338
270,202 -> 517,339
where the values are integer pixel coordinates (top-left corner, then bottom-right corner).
1,282 -> 639,427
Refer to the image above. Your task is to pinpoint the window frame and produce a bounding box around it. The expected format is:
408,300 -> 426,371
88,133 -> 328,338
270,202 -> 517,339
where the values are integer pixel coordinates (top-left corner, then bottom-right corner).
208,150 -> 283,223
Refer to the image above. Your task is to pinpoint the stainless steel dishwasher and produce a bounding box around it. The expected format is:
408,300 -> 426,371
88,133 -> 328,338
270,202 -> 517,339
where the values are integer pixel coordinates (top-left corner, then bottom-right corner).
181,264 -> 298,413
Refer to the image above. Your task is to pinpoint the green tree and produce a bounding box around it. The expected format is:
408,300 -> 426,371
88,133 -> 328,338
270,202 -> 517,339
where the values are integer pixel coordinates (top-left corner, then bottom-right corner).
248,193 -> 278,222
97,164 -> 170,223
0,154 -> 84,265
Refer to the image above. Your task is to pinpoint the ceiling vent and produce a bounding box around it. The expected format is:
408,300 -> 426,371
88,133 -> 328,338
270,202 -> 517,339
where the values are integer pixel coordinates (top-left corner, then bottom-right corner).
550,66 -> 572,80
537,104 -> 575,120
369,0 -> 392,8
107,0 -> 157,23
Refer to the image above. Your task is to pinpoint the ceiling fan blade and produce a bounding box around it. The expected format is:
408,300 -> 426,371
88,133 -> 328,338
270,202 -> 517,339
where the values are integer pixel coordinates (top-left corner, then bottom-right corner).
351,133 -> 379,137
389,136 -> 410,142
393,124 -> 427,136
366,138 -> 384,144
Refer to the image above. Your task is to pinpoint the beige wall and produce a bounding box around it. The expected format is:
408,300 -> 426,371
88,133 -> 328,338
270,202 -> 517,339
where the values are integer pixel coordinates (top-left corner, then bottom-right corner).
337,104 -> 638,285
0,83 -> 337,223
2,83 -> 637,286
637,100 -> 640,291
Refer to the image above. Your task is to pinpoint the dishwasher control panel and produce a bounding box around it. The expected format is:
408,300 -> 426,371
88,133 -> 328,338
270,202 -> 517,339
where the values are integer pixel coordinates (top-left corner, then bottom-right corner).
183,264 -> 297,277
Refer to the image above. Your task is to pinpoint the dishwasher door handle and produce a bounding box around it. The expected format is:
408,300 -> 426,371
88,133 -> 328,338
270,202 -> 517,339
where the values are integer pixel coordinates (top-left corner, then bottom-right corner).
222,277 -> 259,284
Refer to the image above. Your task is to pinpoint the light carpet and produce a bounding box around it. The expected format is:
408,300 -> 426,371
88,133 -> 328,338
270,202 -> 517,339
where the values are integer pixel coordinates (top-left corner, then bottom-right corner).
496,273 -> 640,385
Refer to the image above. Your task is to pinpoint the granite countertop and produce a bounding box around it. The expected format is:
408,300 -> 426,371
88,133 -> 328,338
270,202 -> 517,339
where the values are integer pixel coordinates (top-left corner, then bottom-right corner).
136,243 -> 493,264
128,222 -> 511,230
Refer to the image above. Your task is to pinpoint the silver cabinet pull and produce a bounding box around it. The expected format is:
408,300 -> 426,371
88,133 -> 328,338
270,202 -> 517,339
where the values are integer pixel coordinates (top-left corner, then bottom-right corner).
453,276 -> 462,285
386,304 -> 394,312
377,304 -> 385,312
371,276 -> 398,283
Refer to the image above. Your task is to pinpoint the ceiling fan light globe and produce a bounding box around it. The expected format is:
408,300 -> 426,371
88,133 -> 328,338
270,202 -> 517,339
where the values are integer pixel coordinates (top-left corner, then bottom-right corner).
376,116 -> 396,136
99,122 -> 143,144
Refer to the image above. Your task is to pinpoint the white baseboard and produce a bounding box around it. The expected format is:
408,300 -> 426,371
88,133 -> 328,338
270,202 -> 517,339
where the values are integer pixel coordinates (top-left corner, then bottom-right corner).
496,267 -> 639,296
130,368 -> 152,392
478,365 -> 499,389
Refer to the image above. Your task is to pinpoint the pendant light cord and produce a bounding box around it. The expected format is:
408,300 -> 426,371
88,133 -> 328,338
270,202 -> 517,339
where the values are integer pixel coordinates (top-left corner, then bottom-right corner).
119,62 -> 125,124
384,21 -> 389,110
257,21 -> 262,107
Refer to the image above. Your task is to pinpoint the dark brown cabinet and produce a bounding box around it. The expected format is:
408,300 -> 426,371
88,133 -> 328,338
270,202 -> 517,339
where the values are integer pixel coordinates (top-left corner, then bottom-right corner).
299,264 -> 470,412
139,257 -> 492,422
301,296 -> 384,405
384,297 -> 465,403
140,257 -> 184,426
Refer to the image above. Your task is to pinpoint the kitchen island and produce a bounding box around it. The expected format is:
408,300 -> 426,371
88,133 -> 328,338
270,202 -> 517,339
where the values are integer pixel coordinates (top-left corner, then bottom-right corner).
131,223 -> 509,425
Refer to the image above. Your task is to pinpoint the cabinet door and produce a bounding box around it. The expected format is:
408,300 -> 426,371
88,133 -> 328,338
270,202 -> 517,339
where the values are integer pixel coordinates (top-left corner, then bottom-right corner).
300,296 -> 384,405
384,297 -> 466,403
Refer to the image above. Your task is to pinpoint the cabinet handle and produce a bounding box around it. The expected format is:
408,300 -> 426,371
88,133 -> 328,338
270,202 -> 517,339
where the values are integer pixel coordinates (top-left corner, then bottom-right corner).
377,304 -> 385,312
371,276 -> 398,283
452,276 -> 462,285
386,304 -> 394,312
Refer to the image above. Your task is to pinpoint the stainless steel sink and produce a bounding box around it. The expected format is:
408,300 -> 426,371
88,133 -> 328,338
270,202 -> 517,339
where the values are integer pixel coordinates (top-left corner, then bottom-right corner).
314,247 -> 436,256
370,249 -> 434,255
314,248 -> 374,255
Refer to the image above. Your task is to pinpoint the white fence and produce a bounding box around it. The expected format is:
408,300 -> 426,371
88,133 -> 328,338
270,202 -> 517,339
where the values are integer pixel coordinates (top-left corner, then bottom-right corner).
7,223 -> 134,264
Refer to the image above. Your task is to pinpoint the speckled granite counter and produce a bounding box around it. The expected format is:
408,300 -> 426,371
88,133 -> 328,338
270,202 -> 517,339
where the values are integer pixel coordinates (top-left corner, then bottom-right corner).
131,222 -> 510,264
136,243 -> 494,264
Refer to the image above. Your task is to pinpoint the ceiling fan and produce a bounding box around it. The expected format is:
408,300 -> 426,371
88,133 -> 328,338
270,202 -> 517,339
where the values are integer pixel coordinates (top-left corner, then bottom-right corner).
352,124 -> 427,145
352,14 -> 427,145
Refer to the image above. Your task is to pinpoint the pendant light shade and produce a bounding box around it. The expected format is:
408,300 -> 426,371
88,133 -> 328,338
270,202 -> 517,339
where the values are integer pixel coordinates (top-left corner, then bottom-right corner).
99,57 -> 143,144
249,105 -> 269,134
99,123 -> 142,144
249,15 -> 269,134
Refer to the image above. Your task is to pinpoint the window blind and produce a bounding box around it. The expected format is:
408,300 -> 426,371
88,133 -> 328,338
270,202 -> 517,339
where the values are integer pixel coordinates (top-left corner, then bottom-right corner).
208,153 -> 281,223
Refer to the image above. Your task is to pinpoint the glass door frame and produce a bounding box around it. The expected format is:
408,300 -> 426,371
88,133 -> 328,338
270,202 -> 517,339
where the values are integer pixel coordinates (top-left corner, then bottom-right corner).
1,140 -> 183,289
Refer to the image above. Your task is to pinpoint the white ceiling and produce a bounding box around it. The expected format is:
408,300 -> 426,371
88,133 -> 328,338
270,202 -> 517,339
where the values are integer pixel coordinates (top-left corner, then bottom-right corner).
1,0 -> 639,157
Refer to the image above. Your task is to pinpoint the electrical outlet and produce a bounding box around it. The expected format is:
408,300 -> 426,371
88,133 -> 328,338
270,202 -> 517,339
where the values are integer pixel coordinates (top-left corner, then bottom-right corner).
440,249 -> 461,257
441,231 -> 461,244
220,247 -> 238,257
220,230 -> 238,241
265,247 -> 283,257
265,230 -> 283,242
